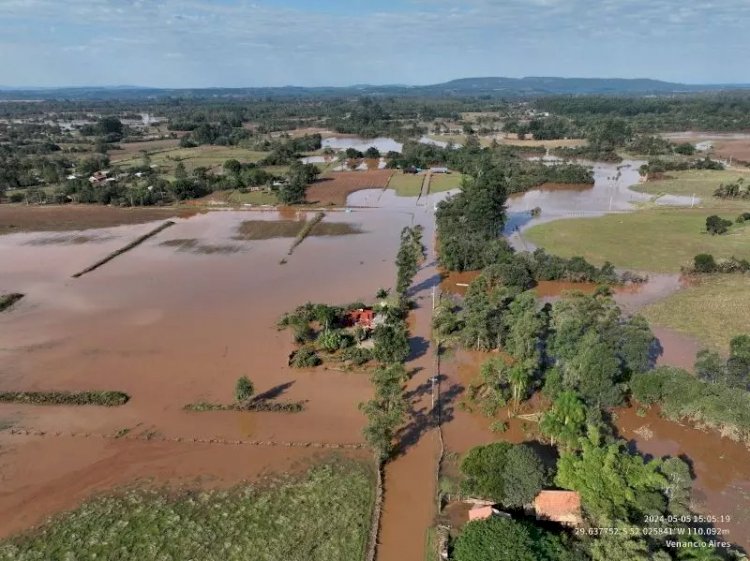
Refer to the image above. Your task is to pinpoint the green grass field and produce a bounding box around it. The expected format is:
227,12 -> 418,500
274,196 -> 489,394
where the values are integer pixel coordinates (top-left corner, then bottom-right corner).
388,173 -> 425,196
429,173 -> 464,193
119,146 -> 270,174
524,208 -> 750,273
632,168 -> 750,210
0,460 -> 375,561
642,275 -> 750,353
225,189 -> 278,206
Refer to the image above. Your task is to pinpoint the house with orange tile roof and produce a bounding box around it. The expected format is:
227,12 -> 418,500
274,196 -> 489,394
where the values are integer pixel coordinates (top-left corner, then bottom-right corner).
533,490 -> 583,527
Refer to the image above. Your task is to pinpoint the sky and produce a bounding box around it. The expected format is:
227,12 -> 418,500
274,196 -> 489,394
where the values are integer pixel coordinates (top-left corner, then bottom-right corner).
0,0 -> 748,88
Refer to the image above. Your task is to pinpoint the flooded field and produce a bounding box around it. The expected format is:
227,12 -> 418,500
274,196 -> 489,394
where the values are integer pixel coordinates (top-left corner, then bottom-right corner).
0,206 -> 423,537
616,406 -> 750,549
505,159 -> 696,241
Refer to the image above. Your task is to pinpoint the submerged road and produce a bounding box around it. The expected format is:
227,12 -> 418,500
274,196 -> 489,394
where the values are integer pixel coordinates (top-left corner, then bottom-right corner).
377,200 -> 442,561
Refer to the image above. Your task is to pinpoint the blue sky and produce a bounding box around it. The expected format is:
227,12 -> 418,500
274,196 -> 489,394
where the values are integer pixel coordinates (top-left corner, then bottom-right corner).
0,0 -> 748,88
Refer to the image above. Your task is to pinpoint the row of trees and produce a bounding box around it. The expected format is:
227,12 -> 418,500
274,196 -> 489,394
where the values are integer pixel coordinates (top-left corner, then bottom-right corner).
360,228 -> 425,461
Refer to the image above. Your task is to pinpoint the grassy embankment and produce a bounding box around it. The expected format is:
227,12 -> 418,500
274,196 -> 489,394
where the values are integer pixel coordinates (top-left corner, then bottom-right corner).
0,460 -> 376,561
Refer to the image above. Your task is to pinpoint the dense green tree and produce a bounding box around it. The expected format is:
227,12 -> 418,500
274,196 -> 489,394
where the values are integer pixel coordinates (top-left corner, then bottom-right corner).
564,332 -> 624,407
503,291 -> 545,364
372,323 -> 410,364
360,364 -> 407,461
555,428 -> 667,523
661,457 -> 692,516
540,391 -> 587,449
460,443 -> 547,507
453,517 -> 575,561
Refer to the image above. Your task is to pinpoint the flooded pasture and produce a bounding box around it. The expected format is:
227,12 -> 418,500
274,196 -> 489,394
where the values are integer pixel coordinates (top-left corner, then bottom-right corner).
0,206 -> 424,538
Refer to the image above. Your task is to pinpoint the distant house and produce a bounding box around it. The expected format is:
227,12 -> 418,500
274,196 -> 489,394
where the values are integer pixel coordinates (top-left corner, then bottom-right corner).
468,505 -> 510,522
533,491 -> 583,527
430,167 -> 449,174
88,170 -> 110,185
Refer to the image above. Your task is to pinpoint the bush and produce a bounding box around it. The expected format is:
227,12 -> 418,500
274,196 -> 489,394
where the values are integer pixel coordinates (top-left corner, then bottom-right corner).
235,376 -> 255,402
341,347 -> 372,366
290,346 -> 322,368
693,253 -> 717,273
737,212 -> 750,223
706,215 -> 733,235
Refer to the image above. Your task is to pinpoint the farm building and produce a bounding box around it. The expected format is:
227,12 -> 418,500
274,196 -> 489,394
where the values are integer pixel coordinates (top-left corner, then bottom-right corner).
533,490 -> 582,527
345,308 -> 376,329
467,505 -> 510,522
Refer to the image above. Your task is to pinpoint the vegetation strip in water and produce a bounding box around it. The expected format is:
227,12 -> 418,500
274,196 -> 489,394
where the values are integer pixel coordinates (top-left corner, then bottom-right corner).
0,460 -> 376,561
288,211 -> 325,254
0,391 -> 130,406
71,220 -> 176,278
0,293 -> 24,312
184,400 -> 305,413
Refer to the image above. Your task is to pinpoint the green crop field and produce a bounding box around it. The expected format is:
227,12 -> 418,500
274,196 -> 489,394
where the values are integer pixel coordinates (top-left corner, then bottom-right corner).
0,460 -> 376,561
524,208 -> 750,273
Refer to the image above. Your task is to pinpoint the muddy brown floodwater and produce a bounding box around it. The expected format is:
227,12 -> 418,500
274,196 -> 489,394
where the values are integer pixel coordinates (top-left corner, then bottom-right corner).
0,206 -> 425,539
616,407 -> 750,550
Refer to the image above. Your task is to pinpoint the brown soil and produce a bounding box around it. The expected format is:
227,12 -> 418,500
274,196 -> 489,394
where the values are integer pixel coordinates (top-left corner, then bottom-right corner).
306,170 -> 393,206
713,139 -> 750,165
0,205 -> 189,235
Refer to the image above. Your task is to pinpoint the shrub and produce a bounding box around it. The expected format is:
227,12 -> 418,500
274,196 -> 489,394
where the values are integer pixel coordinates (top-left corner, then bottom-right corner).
235,376 -> 255,402
693,253 -> 717,273
290,346 -> 322,368
737,212 -> 750,223
341,347 -> 372,366
706,215 -> 732,235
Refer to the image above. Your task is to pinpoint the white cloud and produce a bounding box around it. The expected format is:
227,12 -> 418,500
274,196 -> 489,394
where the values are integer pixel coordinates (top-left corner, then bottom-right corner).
0,0 -> 748,86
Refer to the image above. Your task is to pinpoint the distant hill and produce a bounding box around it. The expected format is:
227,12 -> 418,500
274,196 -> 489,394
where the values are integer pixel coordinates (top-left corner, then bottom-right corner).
1,77 -> 749,101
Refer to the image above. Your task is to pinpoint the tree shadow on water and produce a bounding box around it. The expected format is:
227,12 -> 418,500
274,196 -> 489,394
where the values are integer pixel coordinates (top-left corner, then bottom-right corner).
253,381 -> 295,402
407,336 -> 430,361
393,374 -> 463,459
